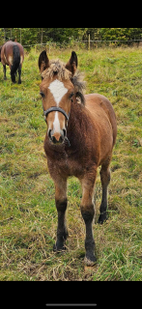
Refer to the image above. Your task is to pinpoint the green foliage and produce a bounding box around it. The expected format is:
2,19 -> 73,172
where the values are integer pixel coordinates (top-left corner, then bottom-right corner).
97,28 -> 142,41
1,28 -> 142,46
0,28 -> 87,45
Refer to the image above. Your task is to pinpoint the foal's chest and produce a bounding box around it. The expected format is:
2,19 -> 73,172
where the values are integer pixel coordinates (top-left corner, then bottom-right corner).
47,148 -> 85,179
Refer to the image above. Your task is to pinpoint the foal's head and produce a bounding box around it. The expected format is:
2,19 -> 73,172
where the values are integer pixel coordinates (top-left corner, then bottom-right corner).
38,50 -> 85,145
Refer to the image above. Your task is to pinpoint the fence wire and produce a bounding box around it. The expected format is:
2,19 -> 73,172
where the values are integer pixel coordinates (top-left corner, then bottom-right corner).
22,39 -> 142,49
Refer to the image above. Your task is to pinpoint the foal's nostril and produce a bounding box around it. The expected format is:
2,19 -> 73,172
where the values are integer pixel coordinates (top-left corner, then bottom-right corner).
48,129 -> 52,139
63,129 -> 66,138
59,135 -> 63,143
52,136 -> 57,144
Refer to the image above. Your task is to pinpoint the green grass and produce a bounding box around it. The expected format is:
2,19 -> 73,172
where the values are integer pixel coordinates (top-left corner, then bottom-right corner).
0,47 -> 142,280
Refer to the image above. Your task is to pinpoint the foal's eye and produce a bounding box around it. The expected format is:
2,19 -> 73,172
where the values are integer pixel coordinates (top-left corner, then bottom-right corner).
40,91 -> 45,98
69,92 -> 74,99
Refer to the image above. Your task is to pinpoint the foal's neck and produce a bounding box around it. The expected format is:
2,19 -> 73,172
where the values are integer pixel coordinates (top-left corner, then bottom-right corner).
67,102 -> 91,151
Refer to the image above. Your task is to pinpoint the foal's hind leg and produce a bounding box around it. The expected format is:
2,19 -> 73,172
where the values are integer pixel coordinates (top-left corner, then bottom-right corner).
18,64 -> 21,84
53,177 -> 68,251
10,69 -> 16,83
98,160 -> 111,224
3,65 -> 7,80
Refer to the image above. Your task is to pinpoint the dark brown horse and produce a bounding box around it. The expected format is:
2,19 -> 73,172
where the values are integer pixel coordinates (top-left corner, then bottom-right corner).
38,50 -> 117,265
0,40 -> 24,83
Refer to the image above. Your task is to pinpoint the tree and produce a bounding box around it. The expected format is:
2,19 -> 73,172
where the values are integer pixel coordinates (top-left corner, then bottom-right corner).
1,28 -> 142,47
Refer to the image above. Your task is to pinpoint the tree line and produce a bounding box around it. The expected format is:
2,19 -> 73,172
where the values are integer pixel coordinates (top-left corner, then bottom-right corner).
0,28 -> 142,46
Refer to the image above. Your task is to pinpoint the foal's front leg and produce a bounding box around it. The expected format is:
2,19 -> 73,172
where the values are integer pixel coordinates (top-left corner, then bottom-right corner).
80,171 -> 97,265
53,178 -> 68,251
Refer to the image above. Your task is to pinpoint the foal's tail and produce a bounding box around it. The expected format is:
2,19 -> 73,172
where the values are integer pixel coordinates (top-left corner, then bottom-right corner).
11,45 -> 20,82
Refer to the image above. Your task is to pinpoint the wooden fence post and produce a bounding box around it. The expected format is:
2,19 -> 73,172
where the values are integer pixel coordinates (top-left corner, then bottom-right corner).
10,28 -> 12,40
4,28 -> 6,42
20,28 -> 22,44
41,28 -> 43,44
88,33 -> 90,51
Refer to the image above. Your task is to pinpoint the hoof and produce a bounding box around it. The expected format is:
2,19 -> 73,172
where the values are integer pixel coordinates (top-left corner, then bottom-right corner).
53,229 -> 68,252
53,243 -> 66,252
98,212 -> 108,224
84,253 -> 97,266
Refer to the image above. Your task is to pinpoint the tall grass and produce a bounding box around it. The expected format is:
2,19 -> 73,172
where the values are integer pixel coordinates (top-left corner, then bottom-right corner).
0,47 -> 142,280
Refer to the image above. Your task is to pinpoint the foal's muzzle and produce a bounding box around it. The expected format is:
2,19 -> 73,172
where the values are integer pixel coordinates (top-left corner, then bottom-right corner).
43,106 -> 71,146
48,128 -> 71,146
48,128 -> 66,144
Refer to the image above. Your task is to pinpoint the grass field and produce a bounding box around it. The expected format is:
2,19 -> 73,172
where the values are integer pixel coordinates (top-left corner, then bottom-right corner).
0,47 -> 142,281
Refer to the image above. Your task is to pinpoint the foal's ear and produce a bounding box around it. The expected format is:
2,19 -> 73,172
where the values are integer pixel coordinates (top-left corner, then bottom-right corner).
38,50 -> 49,74
65,51 -> 78,75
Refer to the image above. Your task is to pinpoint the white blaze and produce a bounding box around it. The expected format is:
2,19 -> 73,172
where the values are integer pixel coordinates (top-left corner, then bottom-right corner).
53,111 -> 60,132
48,79 -> 68,106
48,79 -> 68,133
